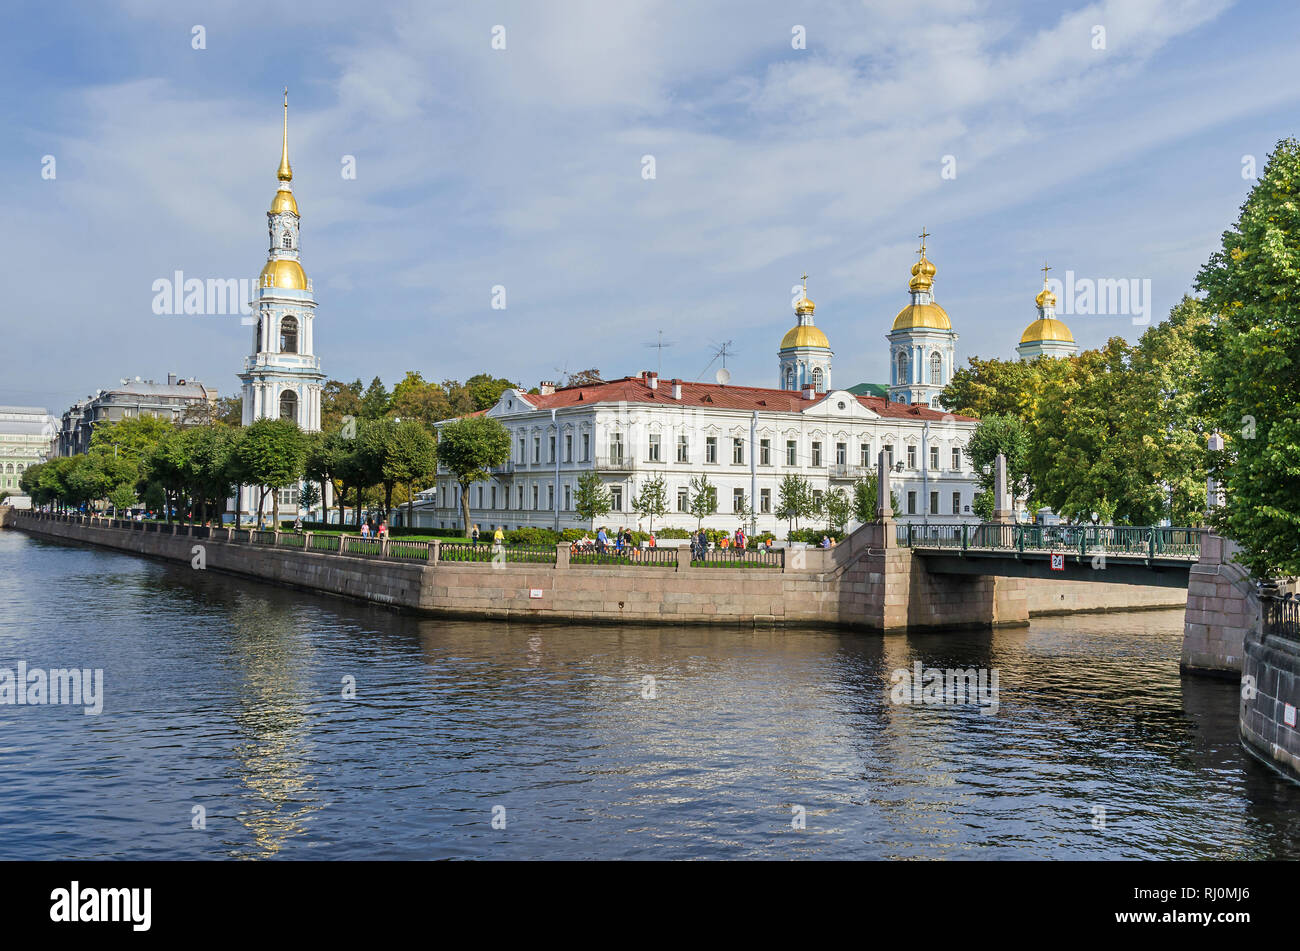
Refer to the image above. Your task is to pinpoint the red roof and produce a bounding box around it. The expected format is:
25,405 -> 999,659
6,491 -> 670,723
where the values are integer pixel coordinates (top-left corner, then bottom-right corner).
515,375 -> 974,421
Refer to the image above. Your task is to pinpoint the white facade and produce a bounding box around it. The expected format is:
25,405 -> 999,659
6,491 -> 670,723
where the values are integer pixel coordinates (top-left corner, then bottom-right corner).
419,375 -> 979,534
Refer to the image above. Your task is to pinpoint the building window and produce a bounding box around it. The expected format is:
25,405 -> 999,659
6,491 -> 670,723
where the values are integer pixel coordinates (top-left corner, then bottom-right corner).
581,433 -> 590,462
907,491 -> 917,515
760,439 -> 771,465
812,489 -> 823,508
532,484 -> 539,509
732,438 -> 744,465
884,443 -> 894,468
548,435 -> 555,464
677,487 -> 688,512
786,440 -> 797,466
282,230 -> 292,249
278,485 -> 299,507
517,485 -> 524,508
677,435 -> 688,463
930,445 -> 939,470
610,485 -> 622,511
785,367 -> 794,389
491,486 -> 497,508
477,486 -> 483,507
952,491 -> 961,515
609,433 -> 624,465
548,485 -> 554,510
929,351 -> 942,384
930,491 -> 939,515
280,316 -> 298,353
565,434 -> 573,462
706,437 -> 717,463
760,488 -> 771,513
812,367 -> 824,392
279,390 -> 297,422
648,434 -> 661,462
952,447 -> 961,470
811,441 -> 822,467
860,443 -> 870,467
564,485 -> 572,510
836,442 -> 846,466
897,351 -> 909,384
533,437 -> 541,464
906,445 -> 916,469
518,437 -> 525,463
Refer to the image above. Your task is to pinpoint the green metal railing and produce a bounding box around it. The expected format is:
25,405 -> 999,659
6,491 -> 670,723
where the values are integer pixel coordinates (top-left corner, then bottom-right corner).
897,523 -> 1202,560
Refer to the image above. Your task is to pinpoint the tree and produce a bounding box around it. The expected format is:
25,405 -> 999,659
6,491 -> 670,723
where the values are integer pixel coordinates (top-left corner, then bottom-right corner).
108,484 -> 137,515
965,414 -> 1033,516
300,481 -> 321,514
214,396 -> 243,426
1195,137 -> 1300,576
631,474 -> 669,532
234,418 -> 308,527
322,379 -> 363,431
390,371 -> 453,428
564,368 -> 603,388
851,473 -> 901,522
389,420 -> 438,527
574,471 -> 612,530
465,373 -> 519,412
359,376 -> 391,419
776,473 -> 814,530
824,488 -> 852,533
436,415 -> 511,532
89,415 -> 173,465
687,474 -> 717,529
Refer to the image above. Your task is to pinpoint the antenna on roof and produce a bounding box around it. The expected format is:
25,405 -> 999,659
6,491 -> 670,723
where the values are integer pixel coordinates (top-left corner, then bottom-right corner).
642,330 -> 675,376
695,340 -> 736,382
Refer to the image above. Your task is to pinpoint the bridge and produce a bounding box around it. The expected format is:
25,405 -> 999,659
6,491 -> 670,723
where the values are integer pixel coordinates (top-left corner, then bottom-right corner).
895,522 -> 1200,587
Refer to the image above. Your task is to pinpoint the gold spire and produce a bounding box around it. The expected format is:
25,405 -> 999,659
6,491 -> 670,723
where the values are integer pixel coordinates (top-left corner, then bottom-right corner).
1035,261 -> 1057,309
277,87 -> 292,182
909,228 -> 936,292
795,270 -> 815,314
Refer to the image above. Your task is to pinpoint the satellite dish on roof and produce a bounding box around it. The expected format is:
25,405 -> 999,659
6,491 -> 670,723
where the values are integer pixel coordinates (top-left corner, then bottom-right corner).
715,367 -> 731,385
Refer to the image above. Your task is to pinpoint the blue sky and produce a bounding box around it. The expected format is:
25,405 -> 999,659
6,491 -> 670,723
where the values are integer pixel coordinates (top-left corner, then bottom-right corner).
2,0 -> 1297,413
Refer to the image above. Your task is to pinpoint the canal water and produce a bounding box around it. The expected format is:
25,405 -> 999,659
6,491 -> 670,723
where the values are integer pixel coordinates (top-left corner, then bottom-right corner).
1,528 -> 1297,860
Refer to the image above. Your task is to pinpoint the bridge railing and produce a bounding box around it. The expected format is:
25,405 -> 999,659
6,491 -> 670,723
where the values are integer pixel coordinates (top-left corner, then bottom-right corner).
1263,596 -> 1300,643
898,522 -> 1202,560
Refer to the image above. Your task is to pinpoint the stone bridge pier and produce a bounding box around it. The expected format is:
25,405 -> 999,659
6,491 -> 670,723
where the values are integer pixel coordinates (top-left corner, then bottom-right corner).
1181,533 -> 1258,677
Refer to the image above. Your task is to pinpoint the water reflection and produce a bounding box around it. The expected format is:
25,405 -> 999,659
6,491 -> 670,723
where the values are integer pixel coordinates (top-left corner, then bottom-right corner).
1,529 -> 1299,859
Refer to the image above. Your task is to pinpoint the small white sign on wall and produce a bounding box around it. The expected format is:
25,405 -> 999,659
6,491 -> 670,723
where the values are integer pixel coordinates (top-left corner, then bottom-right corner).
1285,704 -> 1296,728
1050,553 -> 1065,572
529,588 -> 543,599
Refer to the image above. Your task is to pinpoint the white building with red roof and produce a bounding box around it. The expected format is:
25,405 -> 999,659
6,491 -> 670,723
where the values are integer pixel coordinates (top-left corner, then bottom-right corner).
419,367 -> 980,535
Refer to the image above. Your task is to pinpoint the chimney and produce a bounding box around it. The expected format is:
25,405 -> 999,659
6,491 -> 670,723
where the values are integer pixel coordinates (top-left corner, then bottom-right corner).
803,385 -> 816,400
539,381 -> 556,396
647,372 -> 658,390
167,373 -> 177,385
671,379 -> 682,400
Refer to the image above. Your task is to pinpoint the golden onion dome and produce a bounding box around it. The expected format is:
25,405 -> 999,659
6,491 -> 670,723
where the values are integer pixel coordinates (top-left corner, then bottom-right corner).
908,255 -> 936,292
892,302 -> 951,331
259,258 -> 308,291
795,295 -> 815,315
1020,317 -> 1074,344
269,186 -> 298,216
780,324 -> 830,350
1035,285 -> 1057,309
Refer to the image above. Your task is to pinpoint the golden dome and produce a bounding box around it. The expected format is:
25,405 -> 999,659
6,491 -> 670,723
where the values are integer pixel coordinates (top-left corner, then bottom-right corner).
1035,286 -> 1056,308
892,302 -> 951,331
908,255 -> 936,292
1020,317 -> 1074,344
259,258 -> 308,290
269,186 -> 298,216
795,295 -> 815,315
780,324 -> 830,350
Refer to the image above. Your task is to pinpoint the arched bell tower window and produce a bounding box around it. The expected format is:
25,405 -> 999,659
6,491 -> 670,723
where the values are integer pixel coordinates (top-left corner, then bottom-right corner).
282,230 -> 293,249
280,316 -> 298,353
256,317 -> 263,353
279,390 -> 298,422
812,367 -> 824,393
896,351 -> 909,385
929,351 -> 942,384
785,367 -> 794,390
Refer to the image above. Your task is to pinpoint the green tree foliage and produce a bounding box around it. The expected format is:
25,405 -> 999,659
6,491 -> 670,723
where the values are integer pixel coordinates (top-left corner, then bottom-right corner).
234,418 -> 308,526
322,379 -> 364,431
1195,138 -> 1300,576
359,376 -> 392,419
574,471 -> 611,530
214,396 -> 243,426
687,474 -> 718,529
436,415 -> 511,532
851,472 -> 901,522
389,371 -> 452,428
823,488 -> 851,533
389,420 -> 438,527
965,414 -> 1033,512
465,373 -> 519,412
776,473 -> 815,530
631,474 -> 669,532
